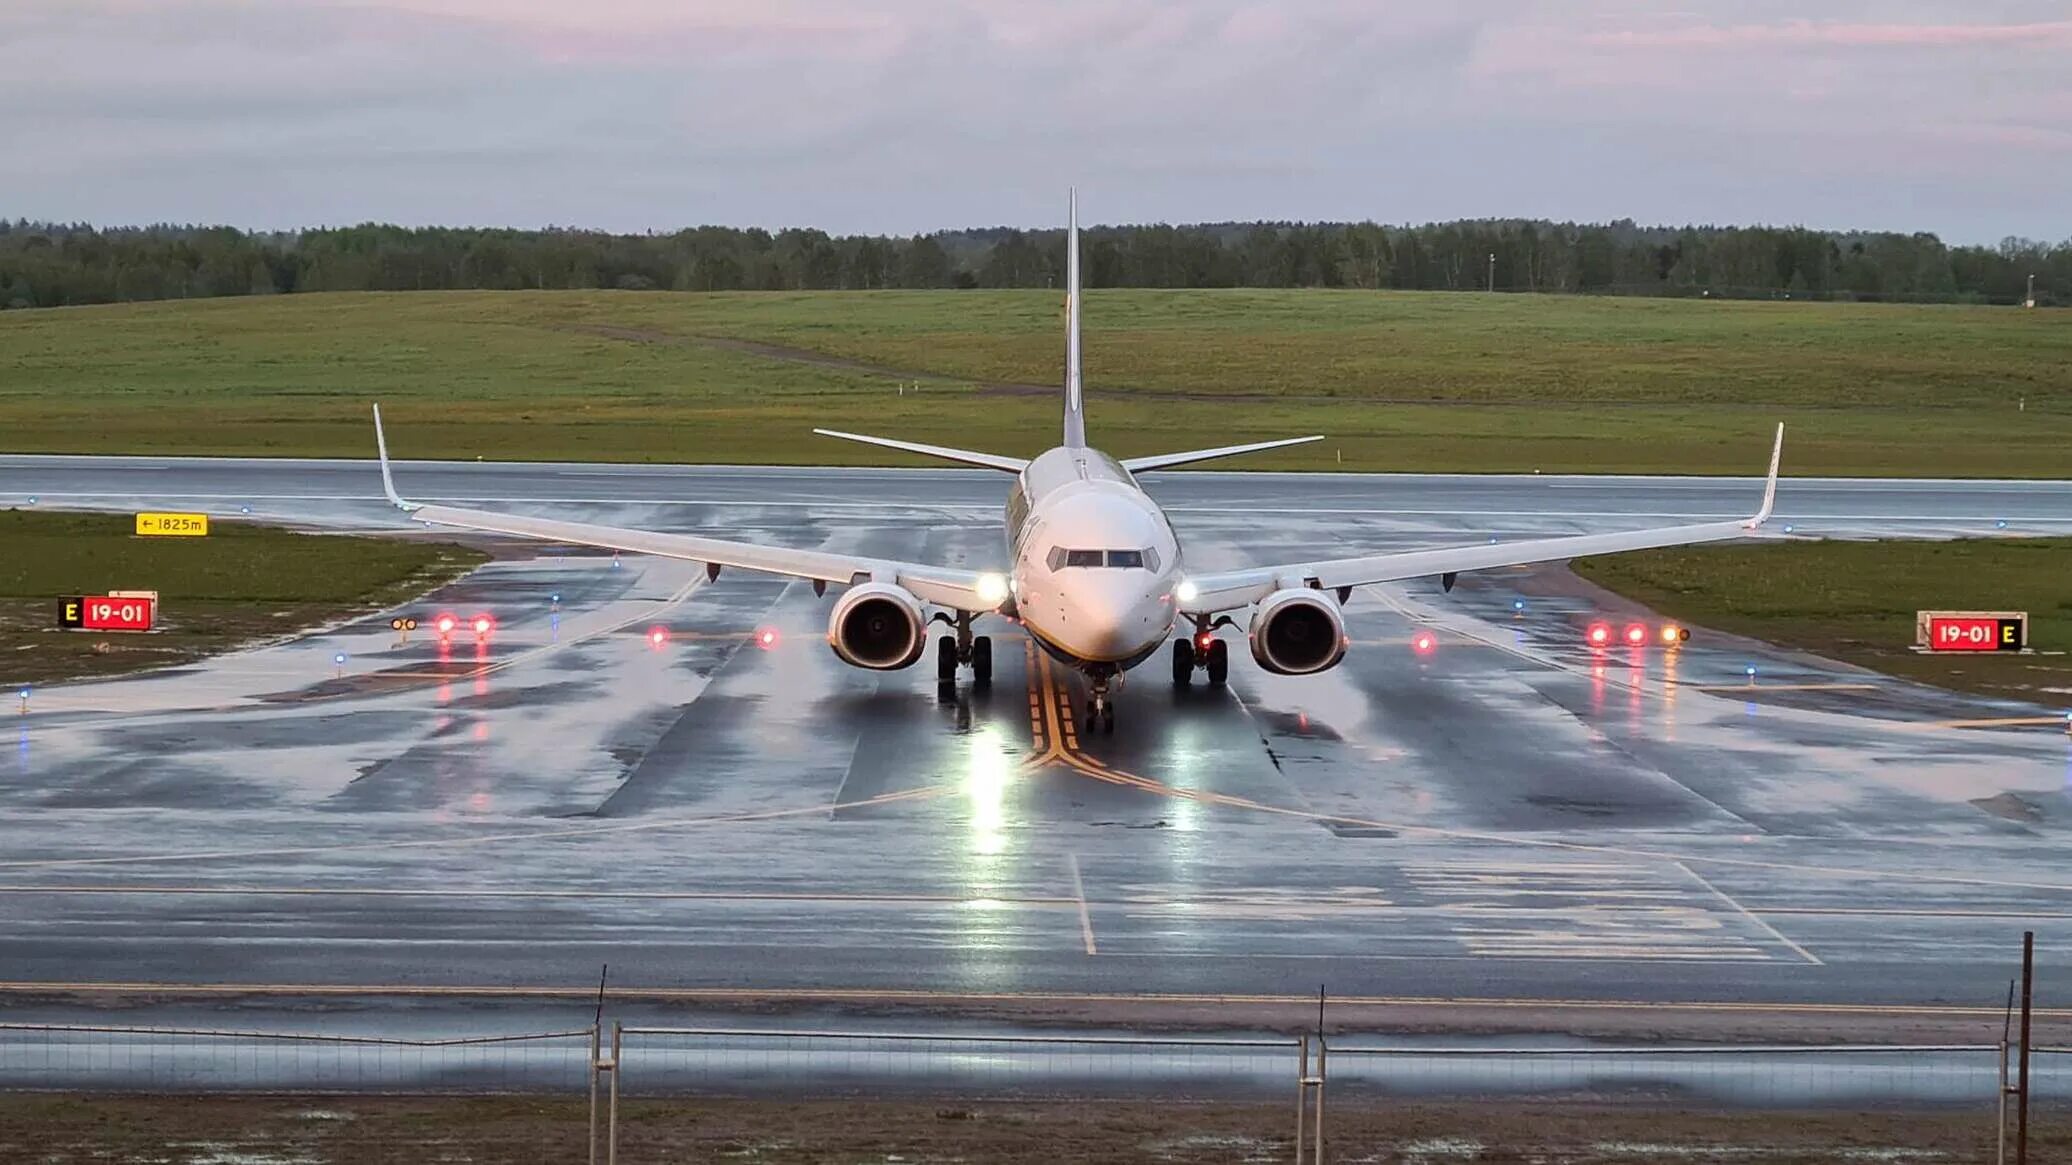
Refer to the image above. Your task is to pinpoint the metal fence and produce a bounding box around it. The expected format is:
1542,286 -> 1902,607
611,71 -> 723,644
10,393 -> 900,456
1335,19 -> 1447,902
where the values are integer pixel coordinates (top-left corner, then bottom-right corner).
0,1022 -> 595,1094
5,1020 -> 2070,1163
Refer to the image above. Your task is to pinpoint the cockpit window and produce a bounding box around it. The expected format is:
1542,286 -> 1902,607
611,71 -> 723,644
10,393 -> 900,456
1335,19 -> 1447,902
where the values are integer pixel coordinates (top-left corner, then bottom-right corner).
1049,547 -> 1157,570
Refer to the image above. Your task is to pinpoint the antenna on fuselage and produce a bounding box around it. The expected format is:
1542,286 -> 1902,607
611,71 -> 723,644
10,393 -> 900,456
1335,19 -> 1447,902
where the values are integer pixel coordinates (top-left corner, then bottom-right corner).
1062,188 -> 1086,449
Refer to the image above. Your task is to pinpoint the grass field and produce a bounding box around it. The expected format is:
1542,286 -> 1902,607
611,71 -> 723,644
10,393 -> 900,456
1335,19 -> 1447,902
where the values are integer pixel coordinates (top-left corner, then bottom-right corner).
0,289 -> 2066,474
1575,536 -> 2072,701
3,1094 -> 2052,1165
0,510 -> 485,685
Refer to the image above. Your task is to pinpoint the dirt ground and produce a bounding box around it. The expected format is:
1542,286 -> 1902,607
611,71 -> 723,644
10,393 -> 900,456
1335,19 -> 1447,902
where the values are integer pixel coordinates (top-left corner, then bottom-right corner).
1,1094 -> 2060,1164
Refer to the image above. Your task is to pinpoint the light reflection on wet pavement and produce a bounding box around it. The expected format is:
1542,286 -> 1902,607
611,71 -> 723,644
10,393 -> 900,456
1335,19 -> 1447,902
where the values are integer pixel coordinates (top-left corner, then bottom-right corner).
0,457 -> 2068,1025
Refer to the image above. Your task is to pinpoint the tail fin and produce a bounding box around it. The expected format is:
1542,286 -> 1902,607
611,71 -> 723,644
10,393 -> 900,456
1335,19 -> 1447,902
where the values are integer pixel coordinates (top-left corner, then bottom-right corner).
1062,188 -> 1086,448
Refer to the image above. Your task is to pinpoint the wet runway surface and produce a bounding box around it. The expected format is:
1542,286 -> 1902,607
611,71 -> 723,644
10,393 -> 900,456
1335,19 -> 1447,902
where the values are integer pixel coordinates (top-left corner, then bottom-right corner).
2,456 -> 2071,1024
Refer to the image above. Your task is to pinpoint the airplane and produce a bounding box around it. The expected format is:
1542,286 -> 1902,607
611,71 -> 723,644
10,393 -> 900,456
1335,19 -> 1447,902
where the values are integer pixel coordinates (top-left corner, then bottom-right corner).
373,193 -> 1782,733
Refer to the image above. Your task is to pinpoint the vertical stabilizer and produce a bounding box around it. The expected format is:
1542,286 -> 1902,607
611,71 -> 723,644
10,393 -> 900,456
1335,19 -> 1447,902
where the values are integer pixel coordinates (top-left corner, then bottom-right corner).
1062,189 -> 1086,448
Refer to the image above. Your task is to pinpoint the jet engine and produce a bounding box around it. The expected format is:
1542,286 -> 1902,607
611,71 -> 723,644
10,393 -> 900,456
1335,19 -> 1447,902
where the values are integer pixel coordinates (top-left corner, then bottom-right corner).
1247,588 -> 1348,675
827,582 -> 928,670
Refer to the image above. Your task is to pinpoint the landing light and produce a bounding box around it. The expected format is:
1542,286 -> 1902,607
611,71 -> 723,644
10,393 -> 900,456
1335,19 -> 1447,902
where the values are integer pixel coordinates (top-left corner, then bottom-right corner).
1175,580 -> 1199,604
976,573 -> 1009,605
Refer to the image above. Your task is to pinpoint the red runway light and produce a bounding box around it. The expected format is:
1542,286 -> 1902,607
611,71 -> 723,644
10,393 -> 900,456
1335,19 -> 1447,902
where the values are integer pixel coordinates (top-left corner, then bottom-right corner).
434,614 -> 457,637
472,614 -> 494,636
1586,622 -> 1611,646
756,627 -> 779,650
1624,623 -> 1648,646
1411,631 -> 1437,656
647,626 -> 670,648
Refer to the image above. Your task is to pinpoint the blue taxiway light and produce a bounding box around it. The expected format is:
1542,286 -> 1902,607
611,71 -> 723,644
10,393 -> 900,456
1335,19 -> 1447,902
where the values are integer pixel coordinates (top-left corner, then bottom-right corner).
1512,599 -> 1526,612
333,653 -> 347,665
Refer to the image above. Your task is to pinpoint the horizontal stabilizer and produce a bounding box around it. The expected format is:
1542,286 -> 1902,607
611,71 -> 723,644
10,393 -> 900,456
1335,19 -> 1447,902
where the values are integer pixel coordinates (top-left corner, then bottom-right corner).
813,429 -> 1027,472
1121,435 -> 1324,473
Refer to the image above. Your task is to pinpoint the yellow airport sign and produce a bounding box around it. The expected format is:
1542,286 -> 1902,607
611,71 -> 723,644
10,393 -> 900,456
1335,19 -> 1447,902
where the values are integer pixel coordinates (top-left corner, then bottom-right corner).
135,512 -> 209,537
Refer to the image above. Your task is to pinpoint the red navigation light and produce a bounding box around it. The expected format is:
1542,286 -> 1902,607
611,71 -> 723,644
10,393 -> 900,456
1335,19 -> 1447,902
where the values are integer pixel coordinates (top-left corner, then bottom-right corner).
1586,622 -> 1611,647
1411,631 -> 1437,656
1624,623 -> 1648,646
434,613 -> 457,637
472,614 -> 494,637
756,627 -> 780,650
647,626 -> 670,649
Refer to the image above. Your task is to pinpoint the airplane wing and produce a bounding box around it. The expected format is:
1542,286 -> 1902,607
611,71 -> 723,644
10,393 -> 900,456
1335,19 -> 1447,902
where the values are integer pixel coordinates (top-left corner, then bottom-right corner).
1178,425 -> 1784,617
373,407 -> 1004,613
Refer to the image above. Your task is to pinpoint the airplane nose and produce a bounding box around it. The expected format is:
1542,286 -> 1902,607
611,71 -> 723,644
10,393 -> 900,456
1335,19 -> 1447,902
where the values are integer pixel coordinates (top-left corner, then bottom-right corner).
1066,576 -> 1171,661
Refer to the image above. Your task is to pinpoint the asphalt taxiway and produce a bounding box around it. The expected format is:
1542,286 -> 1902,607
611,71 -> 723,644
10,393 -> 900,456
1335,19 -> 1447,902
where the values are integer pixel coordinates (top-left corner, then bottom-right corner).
0,456 -> 2069,1032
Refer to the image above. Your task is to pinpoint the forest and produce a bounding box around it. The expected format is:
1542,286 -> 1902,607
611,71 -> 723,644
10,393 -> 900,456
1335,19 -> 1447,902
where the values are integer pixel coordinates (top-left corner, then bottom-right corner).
0,215 -> 2062,309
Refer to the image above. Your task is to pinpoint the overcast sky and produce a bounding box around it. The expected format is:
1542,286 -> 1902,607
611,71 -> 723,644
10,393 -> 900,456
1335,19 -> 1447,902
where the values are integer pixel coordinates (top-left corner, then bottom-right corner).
3,1 -> 2067,242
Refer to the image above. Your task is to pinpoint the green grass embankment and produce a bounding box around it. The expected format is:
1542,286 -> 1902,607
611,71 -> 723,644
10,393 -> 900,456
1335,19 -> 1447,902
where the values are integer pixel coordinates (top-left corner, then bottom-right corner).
1,510 -> 486,685
0,289 -> 2065,475
1575,537 -> 2072,701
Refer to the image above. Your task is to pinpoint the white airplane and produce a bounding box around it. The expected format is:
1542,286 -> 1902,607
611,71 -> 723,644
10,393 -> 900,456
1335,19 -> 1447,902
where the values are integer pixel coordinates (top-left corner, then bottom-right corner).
373,194 -> 1782,732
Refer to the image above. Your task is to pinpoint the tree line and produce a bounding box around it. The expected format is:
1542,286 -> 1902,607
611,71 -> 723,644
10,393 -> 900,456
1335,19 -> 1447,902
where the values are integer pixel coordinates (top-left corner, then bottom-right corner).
0,216 -> 2063,310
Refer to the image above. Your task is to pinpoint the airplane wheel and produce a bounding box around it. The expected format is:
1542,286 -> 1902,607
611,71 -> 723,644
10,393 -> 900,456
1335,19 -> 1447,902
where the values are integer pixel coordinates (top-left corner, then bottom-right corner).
1171,638 -> 1195,687
1205,638 -> 1229,686
971,636 -> 993,688
936,636 -> 958,682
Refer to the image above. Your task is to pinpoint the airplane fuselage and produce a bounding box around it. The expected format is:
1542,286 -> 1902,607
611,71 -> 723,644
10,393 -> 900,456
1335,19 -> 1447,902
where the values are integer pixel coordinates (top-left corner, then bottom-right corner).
1006,445 -> 1183,675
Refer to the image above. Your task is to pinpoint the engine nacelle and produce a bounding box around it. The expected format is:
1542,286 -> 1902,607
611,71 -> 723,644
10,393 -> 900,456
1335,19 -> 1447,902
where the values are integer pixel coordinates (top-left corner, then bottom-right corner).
1248,589 -> 1348,675
827,582 -> 928,670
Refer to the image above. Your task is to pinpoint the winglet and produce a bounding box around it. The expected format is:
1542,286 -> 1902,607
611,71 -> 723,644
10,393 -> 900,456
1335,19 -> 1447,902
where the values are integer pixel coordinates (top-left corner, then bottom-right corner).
1746,422 -> 1783,528
372,404 -> 420,512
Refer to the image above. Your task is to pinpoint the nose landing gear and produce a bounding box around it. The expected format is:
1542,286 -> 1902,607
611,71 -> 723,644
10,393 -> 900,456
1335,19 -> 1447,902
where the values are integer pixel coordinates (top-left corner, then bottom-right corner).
1082,675 -> 1116,734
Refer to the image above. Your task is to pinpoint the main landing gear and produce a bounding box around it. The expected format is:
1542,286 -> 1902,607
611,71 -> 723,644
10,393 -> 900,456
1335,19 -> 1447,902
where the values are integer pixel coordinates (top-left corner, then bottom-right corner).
934,611 -> 992,690
1171,628 -> 1229,688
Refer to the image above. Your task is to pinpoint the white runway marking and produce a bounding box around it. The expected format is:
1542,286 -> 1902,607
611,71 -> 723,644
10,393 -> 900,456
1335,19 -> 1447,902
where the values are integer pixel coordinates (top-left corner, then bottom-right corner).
1068,853 -> 1098,956
1674,862 -> 1825,966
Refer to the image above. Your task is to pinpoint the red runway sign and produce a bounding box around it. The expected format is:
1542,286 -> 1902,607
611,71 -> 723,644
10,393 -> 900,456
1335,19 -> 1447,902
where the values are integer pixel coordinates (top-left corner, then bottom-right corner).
58,595 -> 156,632
1918,611 -> 2026,653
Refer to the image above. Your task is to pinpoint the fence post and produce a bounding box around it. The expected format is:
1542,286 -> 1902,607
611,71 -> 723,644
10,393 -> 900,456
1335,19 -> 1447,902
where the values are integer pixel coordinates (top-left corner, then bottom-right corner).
2018,930 -> 2033,1165
1294,1035 -> 1308,1164
1314,1036 -> 1327,1165
1998,1039 -> 2010,1165
609,1021 -> 623,1165
589,1024 -> 602,1165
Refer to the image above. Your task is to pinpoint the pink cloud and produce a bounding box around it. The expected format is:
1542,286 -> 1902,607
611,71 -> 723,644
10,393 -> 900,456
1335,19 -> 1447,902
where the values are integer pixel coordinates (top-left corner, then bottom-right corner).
1586,20 -> 2072,50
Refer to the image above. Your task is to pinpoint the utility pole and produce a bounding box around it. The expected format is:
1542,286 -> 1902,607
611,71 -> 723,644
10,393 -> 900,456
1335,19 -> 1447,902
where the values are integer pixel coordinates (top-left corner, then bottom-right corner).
1487,252 -> 1496,293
